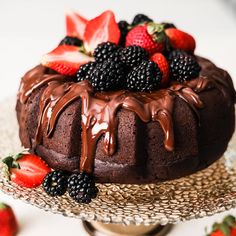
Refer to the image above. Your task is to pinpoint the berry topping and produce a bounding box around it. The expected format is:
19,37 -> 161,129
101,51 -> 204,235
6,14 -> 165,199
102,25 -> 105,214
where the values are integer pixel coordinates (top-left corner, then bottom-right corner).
41,45 -> 94,76
77,61 -> 96,82
125,23 -> 166,55
90,58 -> 125,91
165,28 -> 196,53
132,14 -> 153,26
93,42 -> 120,63
126,60 -> 162,92
150,53 -> 170,86
84,10 -> 120,53
68,172 -> 98,204
118,20 -> 130,46
119,45 -> 148,68
0,203 -> 18,236
43,170 -> 68,197
161,22 -> 176,29
168,50 -> 201,82
2,153 -> 51,188
59,36 -> 83,46
66,11 -> 88,40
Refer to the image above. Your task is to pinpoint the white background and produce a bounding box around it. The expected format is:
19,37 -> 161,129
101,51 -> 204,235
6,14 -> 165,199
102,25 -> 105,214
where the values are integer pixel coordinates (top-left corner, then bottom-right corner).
0,0 -> 236,235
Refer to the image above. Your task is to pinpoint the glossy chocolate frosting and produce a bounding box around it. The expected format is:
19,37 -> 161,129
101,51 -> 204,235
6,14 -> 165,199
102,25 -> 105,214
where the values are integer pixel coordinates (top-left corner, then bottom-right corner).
17,57 -> 236,178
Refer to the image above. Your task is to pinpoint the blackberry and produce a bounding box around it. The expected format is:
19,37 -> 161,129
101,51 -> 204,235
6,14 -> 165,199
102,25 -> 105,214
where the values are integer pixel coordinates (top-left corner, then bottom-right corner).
68,172 -> 98,204
43,170 -> 68,197
119,45 -> 148,68
132,14 -> 153,26
59,36 -> 83,46
118,20 -> 130,46
168,50 -> 201,82
77,62 -> 96,82
93,42 -> 120,63
161,22 -> 176,29
90,58 -> 125,91
126,60 -> 162,92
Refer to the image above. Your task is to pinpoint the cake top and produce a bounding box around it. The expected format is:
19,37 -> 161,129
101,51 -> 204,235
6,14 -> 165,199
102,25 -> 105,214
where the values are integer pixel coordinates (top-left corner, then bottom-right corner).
40,10 -> 201,92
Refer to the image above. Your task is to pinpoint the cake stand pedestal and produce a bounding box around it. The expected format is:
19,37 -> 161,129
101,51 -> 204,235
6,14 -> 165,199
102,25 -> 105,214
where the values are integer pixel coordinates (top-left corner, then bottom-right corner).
0,99 -> 236,236
83,221 -> 172,236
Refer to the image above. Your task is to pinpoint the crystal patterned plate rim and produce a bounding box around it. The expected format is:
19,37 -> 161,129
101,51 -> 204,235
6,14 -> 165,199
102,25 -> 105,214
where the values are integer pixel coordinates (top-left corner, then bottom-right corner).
0,97 -> 236,226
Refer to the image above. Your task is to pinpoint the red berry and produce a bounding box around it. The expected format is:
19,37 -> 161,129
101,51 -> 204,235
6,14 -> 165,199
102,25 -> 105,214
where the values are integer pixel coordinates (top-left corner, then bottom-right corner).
84,10 -> 120,53
150,53 -> 169,87
2,153 -> 51,188
41,45 -> 94,76
165,28 -> 196,53
125,23 -> 166,55
231,227 -> 236,236
210,230 -> 225,236
0,203 -> 18,236
66,11 -> 88,40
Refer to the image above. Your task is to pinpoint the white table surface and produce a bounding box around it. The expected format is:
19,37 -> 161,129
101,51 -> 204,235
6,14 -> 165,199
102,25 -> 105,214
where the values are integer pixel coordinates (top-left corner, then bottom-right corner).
0,0 -> 236,235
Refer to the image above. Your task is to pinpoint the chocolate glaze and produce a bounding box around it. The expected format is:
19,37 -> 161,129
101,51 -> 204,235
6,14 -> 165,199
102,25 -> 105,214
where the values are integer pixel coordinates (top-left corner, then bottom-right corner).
18,57 -> 236,174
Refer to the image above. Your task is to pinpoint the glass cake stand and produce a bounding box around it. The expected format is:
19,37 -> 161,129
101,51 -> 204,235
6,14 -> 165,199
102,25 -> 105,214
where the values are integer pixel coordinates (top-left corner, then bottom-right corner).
0,97 -> 236,236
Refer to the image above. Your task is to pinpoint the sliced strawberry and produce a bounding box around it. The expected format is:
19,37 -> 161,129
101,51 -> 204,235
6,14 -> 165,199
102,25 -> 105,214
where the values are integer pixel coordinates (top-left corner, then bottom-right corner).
2,153 -> 51,188
66,11 -> 88,40
150,53 -> 170,87
41,45 -> 94,76
0,203 -> 18,236
84,10 -> 120,53
165,28 -> 196,53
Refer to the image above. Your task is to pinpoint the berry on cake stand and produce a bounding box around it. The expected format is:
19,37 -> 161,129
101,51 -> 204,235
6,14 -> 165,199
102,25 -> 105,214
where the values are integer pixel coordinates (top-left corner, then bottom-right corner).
0,11 -> 236,236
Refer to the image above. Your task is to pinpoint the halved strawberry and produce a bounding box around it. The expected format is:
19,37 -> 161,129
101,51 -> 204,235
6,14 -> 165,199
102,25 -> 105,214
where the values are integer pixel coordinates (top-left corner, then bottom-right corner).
150,53 -> 170,87
165,28 -> 196,53
84,10 -> 120,53
66,11 -> 88,40
2,153 -> 51,188
41,45 -> 94,76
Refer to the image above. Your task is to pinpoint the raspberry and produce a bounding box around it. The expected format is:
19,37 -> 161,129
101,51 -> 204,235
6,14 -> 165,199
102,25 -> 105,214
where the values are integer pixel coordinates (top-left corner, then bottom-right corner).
168,50 -> 201,82
126,60 -> 162,92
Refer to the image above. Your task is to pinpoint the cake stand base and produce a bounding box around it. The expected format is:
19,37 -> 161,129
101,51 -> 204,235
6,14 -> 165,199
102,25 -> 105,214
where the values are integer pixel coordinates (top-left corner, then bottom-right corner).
82,221 -> 172,236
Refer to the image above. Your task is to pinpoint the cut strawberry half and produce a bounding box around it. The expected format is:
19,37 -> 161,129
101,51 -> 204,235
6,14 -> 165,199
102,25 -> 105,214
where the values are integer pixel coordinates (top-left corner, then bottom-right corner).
41,45 -> 94,76
84,10 -> 120,53
2,153 -> 51,188
66,11 -> 88,40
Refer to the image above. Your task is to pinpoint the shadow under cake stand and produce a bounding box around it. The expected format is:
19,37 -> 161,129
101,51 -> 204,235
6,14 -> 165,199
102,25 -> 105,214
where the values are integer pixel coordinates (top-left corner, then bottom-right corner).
0,98 -> 236,236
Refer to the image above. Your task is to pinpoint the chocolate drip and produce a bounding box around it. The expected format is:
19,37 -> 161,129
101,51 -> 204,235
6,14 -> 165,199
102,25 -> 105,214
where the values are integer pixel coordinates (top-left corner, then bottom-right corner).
18,57 -> 236,174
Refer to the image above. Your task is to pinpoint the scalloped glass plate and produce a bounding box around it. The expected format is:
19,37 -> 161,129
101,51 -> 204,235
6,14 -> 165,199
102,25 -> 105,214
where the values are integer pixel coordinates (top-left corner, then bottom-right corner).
0,97 -> 236,225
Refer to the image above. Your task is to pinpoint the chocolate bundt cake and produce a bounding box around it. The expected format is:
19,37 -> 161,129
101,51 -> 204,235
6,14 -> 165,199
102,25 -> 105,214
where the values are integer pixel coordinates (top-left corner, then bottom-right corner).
16,11 -> 236,185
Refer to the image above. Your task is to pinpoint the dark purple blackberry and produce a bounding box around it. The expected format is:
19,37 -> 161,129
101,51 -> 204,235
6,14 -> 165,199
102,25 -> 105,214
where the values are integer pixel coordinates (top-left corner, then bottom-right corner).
126,60 -> 162,92
90,58 -> 125,91
161,22 -> 176,29
93,42 -> 120,63
67,172 -> 98,204
43,170 -> 68,197
59,36 -> 82,46
119,45 -> 148,68
132,14 -> 153,26
77,62 -> 96,82
168,50 -> 201,82
118,20 -> 130,46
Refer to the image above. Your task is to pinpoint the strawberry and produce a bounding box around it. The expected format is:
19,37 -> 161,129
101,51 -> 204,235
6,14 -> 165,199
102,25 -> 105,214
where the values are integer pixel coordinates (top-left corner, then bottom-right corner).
165,28 -> 196,53
84,10 -> 120,53
0,203 -> 18,236
231,227 -> 236,236
125,22 -> 166,55
41,45 -> 94,76
2,153 -> 51,188
150,53 -> 169,86
66,11 -> 88,40
210,230 -> 225,236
